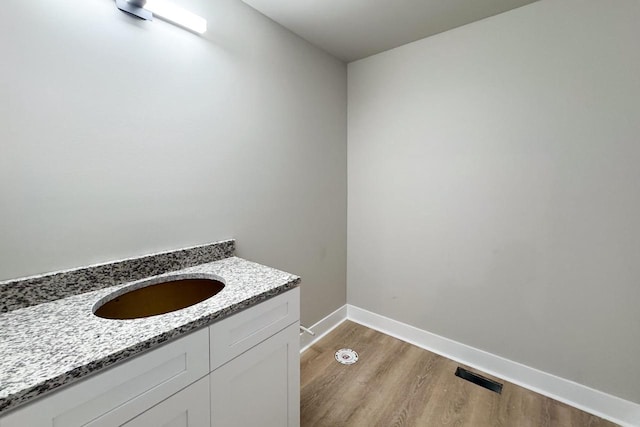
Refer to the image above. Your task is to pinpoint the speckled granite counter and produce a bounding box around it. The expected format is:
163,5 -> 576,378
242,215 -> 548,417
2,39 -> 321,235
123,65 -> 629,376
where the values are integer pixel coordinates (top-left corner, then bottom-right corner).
0,255 -> 300,415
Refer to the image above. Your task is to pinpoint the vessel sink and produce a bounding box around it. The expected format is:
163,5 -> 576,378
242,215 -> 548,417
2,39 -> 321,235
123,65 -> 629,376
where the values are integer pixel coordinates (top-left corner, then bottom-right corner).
94,276 -> 225,320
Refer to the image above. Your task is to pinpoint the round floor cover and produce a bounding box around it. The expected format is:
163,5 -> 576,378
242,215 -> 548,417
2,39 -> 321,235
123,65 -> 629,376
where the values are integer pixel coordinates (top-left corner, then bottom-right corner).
335,348 -> 359,365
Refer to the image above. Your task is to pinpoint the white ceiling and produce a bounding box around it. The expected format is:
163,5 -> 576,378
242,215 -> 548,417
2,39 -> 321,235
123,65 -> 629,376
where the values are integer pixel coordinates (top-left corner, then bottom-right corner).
242,0 -> 539,62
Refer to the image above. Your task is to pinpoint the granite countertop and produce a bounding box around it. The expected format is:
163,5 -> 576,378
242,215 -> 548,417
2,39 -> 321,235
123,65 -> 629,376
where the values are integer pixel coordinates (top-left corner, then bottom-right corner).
0,256 -> 300,415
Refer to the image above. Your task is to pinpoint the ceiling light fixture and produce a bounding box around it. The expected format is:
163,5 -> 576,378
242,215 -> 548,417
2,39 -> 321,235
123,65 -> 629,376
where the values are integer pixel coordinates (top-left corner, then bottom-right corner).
115,0 -> 207,34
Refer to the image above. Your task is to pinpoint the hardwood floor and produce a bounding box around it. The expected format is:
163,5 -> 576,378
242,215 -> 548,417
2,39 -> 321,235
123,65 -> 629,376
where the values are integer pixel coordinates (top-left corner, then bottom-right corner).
301,321 -> 618,427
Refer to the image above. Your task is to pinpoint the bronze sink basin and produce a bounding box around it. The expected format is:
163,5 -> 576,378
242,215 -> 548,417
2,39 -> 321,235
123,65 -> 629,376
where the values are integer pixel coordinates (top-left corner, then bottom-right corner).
94,276 -> 225,320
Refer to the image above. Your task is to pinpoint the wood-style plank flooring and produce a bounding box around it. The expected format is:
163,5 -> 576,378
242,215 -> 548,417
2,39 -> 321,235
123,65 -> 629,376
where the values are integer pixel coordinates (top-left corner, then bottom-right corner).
301,321 -> 618,427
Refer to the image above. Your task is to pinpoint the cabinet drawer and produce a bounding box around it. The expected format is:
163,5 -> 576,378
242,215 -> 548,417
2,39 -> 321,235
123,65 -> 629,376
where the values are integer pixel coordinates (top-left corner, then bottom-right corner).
209,287 -> 299,370
1,327 -> 209,427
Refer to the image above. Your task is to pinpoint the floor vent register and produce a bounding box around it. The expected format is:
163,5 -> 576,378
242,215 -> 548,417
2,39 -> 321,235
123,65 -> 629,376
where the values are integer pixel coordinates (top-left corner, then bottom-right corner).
455,367 -> 503,394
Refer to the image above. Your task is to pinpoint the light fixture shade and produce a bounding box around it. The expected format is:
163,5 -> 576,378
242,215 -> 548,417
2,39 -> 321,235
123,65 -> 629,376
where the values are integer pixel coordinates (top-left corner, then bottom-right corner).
145,0 -> 207,34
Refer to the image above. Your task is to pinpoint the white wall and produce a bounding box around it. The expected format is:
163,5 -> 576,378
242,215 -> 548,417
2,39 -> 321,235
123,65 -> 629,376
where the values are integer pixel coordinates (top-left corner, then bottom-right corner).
0,0 -> 347,326
348,0 -> 640,403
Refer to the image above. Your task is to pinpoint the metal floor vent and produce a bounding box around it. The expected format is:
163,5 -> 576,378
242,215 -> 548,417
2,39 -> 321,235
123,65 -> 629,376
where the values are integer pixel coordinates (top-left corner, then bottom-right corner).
455,367 -> 503,394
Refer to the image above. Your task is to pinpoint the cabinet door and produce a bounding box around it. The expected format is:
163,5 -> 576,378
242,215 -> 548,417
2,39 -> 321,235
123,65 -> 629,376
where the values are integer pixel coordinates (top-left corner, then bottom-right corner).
210,322 -> 300,427
123,376 -> 210,427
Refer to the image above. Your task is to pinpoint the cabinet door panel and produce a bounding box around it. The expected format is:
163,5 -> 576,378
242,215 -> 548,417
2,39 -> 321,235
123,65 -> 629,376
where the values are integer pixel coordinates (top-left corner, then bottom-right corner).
210,322 -> 300,427
123,376 -> 210,427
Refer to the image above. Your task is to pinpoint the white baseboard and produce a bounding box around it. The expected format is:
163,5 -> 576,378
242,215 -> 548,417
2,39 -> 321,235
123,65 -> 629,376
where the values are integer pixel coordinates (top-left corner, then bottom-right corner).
347,304 -> 640,427
300,305 -> 347,353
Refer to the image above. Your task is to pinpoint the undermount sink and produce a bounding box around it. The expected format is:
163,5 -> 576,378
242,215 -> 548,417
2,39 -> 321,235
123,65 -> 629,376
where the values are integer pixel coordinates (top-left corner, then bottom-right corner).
93,276 -> 225,320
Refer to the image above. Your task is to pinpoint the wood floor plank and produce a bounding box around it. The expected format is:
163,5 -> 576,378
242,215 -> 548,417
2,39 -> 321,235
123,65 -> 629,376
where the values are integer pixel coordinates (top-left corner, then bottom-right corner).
301,321 -> 619,427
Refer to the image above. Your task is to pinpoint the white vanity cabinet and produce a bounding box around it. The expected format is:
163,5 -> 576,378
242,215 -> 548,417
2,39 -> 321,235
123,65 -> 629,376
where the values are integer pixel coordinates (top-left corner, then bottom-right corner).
0,287 -> 300,427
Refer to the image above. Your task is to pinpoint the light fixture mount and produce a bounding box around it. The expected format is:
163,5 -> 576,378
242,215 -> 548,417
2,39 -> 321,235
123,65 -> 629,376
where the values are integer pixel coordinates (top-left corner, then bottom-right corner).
114,0 -> 207,34
115,0 -> 152,20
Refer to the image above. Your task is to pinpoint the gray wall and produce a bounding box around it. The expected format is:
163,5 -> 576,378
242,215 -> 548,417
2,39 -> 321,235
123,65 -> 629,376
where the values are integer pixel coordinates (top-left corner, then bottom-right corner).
348,0 -> 640,403
0,0 -> 347,326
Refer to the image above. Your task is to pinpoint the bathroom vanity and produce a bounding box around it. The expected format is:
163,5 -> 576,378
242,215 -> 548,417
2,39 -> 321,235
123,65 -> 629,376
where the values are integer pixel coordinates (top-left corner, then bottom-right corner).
0,240 -> 301,427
